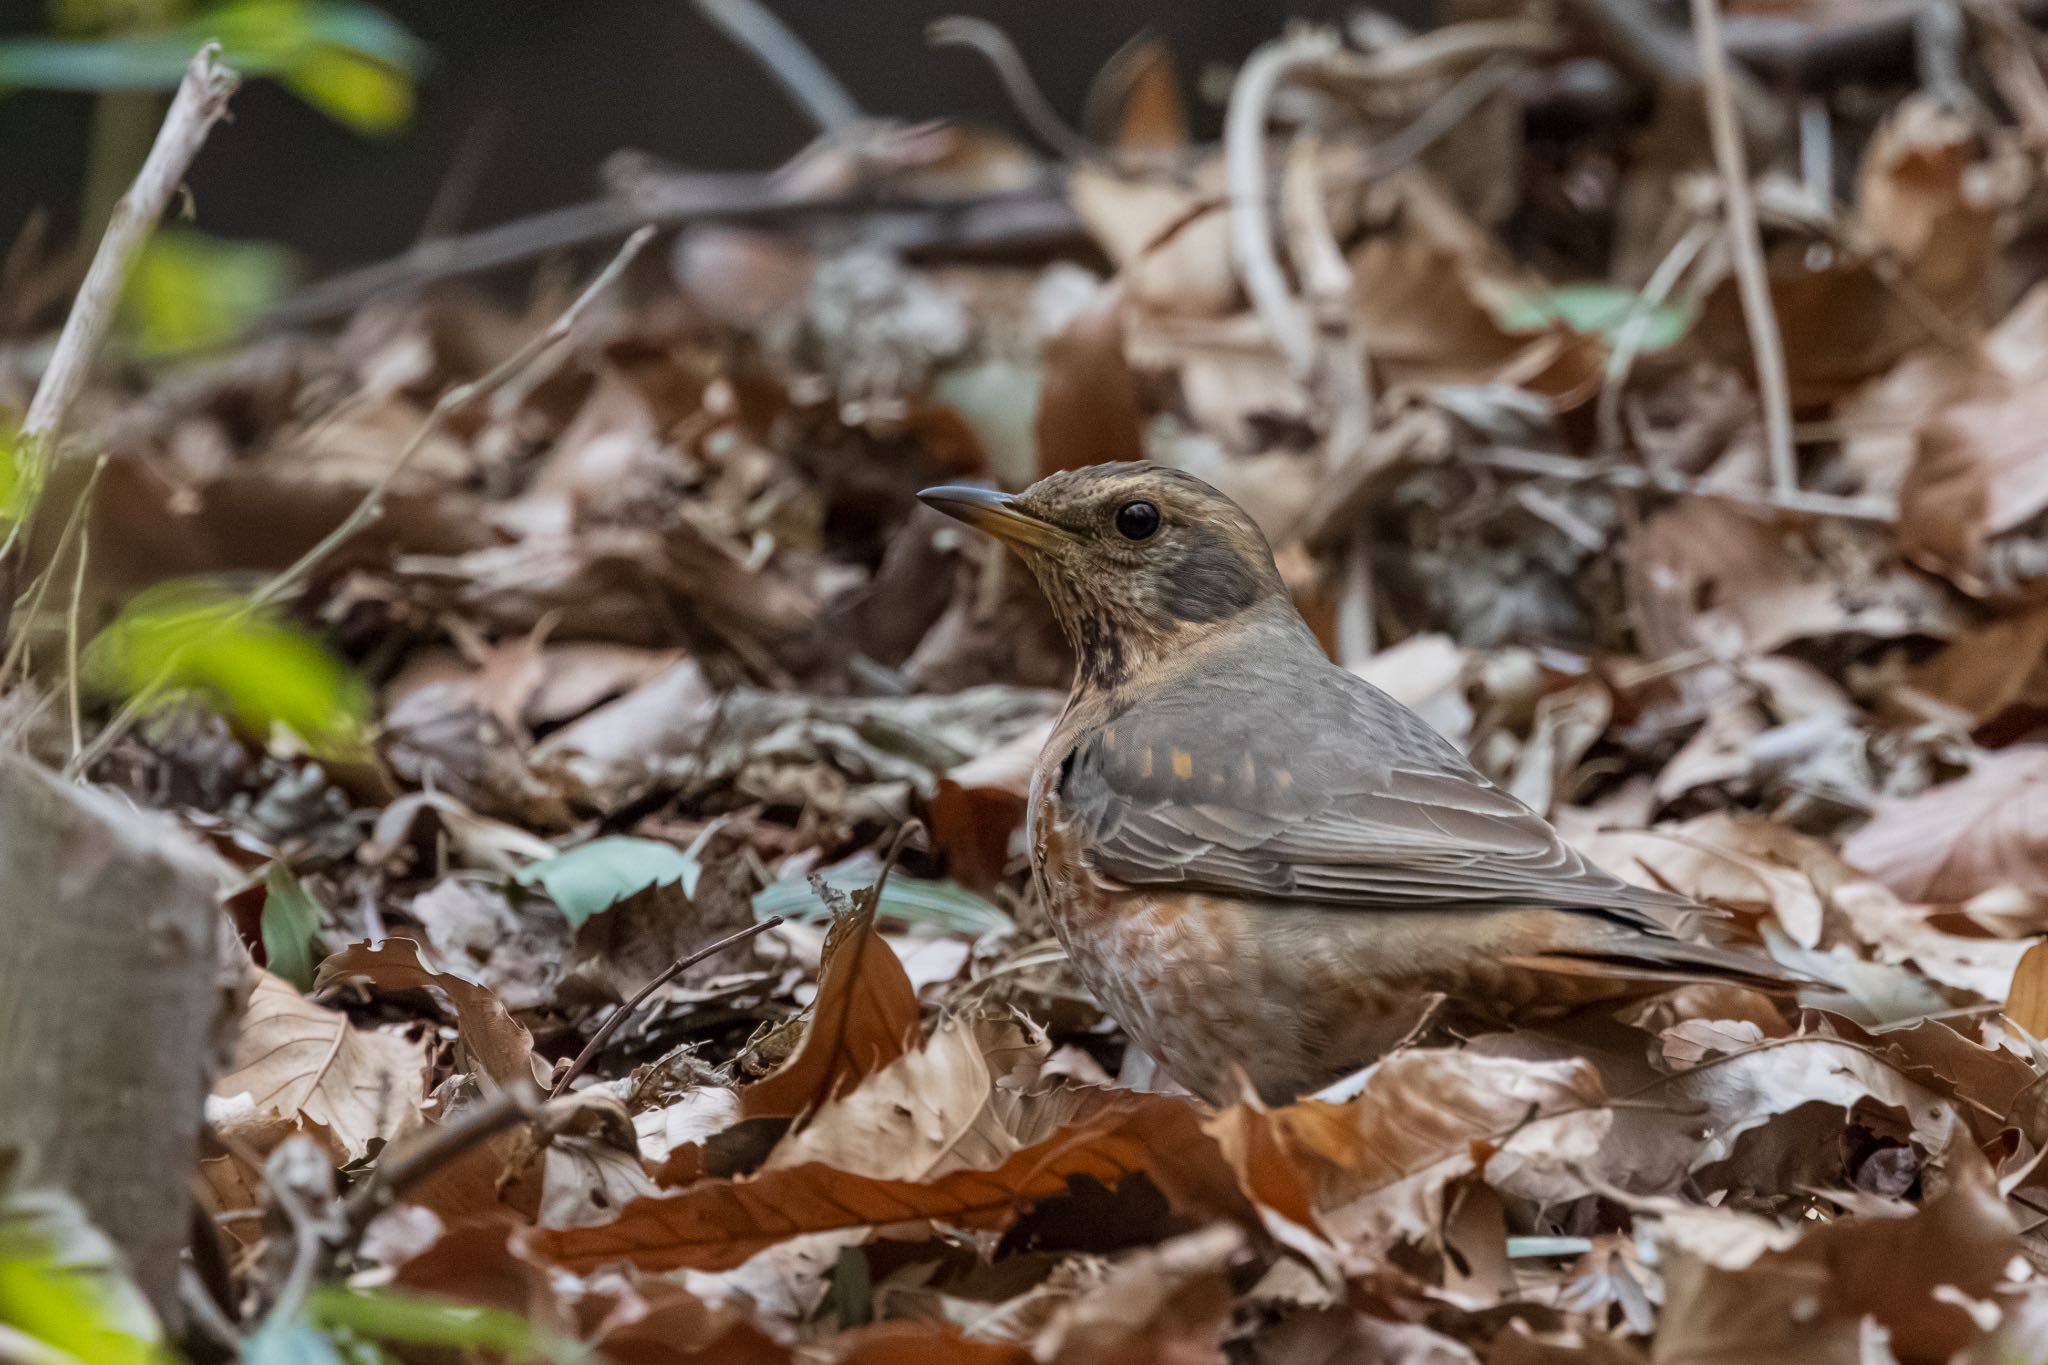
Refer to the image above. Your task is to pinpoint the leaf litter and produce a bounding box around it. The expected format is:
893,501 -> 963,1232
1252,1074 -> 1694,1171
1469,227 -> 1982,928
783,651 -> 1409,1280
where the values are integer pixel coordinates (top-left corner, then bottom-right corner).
23,4 -> 2048,1362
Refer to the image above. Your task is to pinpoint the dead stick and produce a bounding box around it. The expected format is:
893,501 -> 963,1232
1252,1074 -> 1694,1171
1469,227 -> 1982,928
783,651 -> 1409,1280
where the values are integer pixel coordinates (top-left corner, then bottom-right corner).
1691,0 -> 1798,496
549,916 -> 786,1099
1226,31 -> 1333,380
22,45 -> 237,451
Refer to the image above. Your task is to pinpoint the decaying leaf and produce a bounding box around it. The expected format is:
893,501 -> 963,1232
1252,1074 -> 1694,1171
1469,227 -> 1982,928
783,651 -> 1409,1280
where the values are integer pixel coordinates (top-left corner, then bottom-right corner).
213,971 -> 430,1161
315,937 -> 541,1087
1844,746 -> 2048,903
528,1091 -> 1243,1273
737,877 -> 921,1124
1209,1049 -> 1609,1246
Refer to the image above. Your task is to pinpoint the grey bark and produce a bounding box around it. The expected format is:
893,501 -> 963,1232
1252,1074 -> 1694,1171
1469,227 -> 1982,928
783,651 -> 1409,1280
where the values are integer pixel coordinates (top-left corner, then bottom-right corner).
0,756 -> 225,1322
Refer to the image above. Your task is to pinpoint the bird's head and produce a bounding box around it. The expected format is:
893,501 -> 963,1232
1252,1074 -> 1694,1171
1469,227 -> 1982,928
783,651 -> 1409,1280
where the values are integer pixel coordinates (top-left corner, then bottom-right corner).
919,462 -> 1292,692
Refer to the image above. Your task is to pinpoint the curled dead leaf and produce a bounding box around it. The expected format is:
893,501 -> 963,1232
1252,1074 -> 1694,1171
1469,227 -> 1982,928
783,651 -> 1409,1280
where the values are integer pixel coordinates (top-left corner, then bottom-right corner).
316,937 -> 542,1088
528,1091 -> 1244,1273
737,876 -> 921,1124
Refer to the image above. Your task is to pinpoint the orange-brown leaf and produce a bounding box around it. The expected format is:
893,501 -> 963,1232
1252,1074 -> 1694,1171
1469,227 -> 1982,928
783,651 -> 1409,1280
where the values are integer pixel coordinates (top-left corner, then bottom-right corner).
529,1092 -> 1244,1273
1034,282 -> 1145,477
738,882 -> 920,1123
2008,941 -> 2048,1039
317,936 -> 540,1087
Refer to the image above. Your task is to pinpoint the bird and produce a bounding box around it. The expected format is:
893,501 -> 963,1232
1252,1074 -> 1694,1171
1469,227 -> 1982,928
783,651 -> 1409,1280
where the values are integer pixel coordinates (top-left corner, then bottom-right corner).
918,461 -> 1796,1105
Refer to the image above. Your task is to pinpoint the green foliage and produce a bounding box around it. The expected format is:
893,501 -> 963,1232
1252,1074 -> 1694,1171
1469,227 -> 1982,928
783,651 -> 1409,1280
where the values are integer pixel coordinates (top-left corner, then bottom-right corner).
304,1286 -> 564,1360
262,861 -> 326,989
0,419 -> 43,532
83,580 -> 370,755
125,228 -> 296,355
516,836 -> 704,928
1496,282 -> 1695,352
0,1174 -> 165,1365
0,0 -> 426,134
754,864 -> 1012,937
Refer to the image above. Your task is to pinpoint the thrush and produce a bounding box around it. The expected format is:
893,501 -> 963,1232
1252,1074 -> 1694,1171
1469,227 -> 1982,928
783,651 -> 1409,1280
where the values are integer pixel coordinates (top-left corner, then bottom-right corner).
919,462 -> 1795,1105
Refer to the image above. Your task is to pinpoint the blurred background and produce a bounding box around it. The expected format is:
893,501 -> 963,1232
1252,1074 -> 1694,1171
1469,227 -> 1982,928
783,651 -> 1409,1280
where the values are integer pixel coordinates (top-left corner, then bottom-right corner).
0,0 -> 1385,266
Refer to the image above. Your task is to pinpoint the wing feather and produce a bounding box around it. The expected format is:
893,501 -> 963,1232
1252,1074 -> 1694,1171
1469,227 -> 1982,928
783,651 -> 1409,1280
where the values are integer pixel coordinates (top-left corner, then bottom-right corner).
1062,662 -> 1698,934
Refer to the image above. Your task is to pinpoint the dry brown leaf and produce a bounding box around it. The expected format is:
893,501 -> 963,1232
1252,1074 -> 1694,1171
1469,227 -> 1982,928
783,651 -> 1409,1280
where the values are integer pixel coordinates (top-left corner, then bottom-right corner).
528,1091 -> 1245,1273
1832,280 -> 2048,587
764,1013 -> 1049,1180
1069,159 -> 1236,317
1660,1032 -> 1961,1178
1908,605 -> 2048,723
1208,1049 -> 1608,1246
1029,1224 -> 1241,1365
737,877 -> 921,1123
213,970 -> 430,1162
1095,36 -> 1187,155
316,937 -> 541,1087
2008,941 -> 2048,1039
829,1323 -> 1028,1364
575,1272 -> 791,1365
1696,95 -> 1999,405
1035,282 -> 1145,477
1843,747 -> 2048,902
1625,499 -> 1954,663
1347,176 -> 1533,387
1652,1141 -> 2018,1363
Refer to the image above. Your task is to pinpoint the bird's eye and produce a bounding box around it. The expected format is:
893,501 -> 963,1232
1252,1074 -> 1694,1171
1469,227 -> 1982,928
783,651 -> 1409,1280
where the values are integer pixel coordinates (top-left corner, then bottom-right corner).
1114,499 -> 1161,541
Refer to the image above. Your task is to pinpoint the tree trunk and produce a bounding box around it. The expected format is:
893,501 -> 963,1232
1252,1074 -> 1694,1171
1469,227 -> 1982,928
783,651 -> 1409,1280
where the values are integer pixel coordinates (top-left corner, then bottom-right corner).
0,756 -> 224,1322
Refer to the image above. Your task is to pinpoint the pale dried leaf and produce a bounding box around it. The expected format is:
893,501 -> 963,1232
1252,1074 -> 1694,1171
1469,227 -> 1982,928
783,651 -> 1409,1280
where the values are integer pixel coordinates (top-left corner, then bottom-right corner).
214,971 -> 429,1161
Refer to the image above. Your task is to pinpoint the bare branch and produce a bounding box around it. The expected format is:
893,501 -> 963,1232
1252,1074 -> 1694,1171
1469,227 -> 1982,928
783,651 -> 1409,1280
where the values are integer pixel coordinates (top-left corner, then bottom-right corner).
550,916 -> 786,1099
1691,0 -> 1798,495
23,46 -> 237,450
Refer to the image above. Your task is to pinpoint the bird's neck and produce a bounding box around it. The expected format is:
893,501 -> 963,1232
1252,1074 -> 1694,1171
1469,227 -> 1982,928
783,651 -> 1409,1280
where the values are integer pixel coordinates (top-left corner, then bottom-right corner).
1058,592 -> 1311,703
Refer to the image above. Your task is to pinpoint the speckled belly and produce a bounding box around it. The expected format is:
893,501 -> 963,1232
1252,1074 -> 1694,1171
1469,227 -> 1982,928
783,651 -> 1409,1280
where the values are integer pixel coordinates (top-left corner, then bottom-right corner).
1030,788 -> 1427,1104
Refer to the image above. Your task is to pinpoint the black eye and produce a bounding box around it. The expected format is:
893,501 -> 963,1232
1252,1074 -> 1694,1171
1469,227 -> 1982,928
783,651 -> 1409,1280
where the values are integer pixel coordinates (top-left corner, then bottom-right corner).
1114,500 -> 1161,541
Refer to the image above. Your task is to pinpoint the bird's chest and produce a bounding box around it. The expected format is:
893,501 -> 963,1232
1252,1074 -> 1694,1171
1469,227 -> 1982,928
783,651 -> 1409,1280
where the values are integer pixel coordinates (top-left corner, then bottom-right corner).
1028,745 -> 1250,1077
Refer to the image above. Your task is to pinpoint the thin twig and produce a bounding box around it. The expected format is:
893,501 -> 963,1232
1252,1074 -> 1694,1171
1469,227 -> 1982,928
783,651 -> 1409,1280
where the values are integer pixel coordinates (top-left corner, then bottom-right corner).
1283,133 -> 1376,664
0,454 -> 106,690
20,46 -> 237,453
65,227 -> 656,779
550,916 -> 786,1099
928,17 -> 1098,164
1596,218 -> 1715,457
1350,53 -> 1523,180
251,225 -> 654,614
1471,445 -> 1895,523
1226,32 -> 1336,379
64,512 -> 89,759
693,0 -> 863,135
1690,0 -> 1798,495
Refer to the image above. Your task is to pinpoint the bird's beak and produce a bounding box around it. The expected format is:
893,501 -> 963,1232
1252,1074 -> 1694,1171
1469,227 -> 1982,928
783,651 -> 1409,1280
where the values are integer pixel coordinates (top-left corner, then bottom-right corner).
917,484 -> 1070,552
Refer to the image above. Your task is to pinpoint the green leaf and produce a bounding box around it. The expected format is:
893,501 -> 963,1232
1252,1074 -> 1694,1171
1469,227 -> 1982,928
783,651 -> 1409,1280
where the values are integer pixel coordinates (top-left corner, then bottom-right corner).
123,228 -> 295,356
0,1181 -> 164,1365
1495,282 -> 1695,352
752,862 -> 1011,937
0,419 -> 44,530
304,1287 -> 549,1358
281,43 -> 410,132
83,579 -> 371,755
0,1 -> 426,134
261,862 -> 326,990
515,836 -> 702,929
